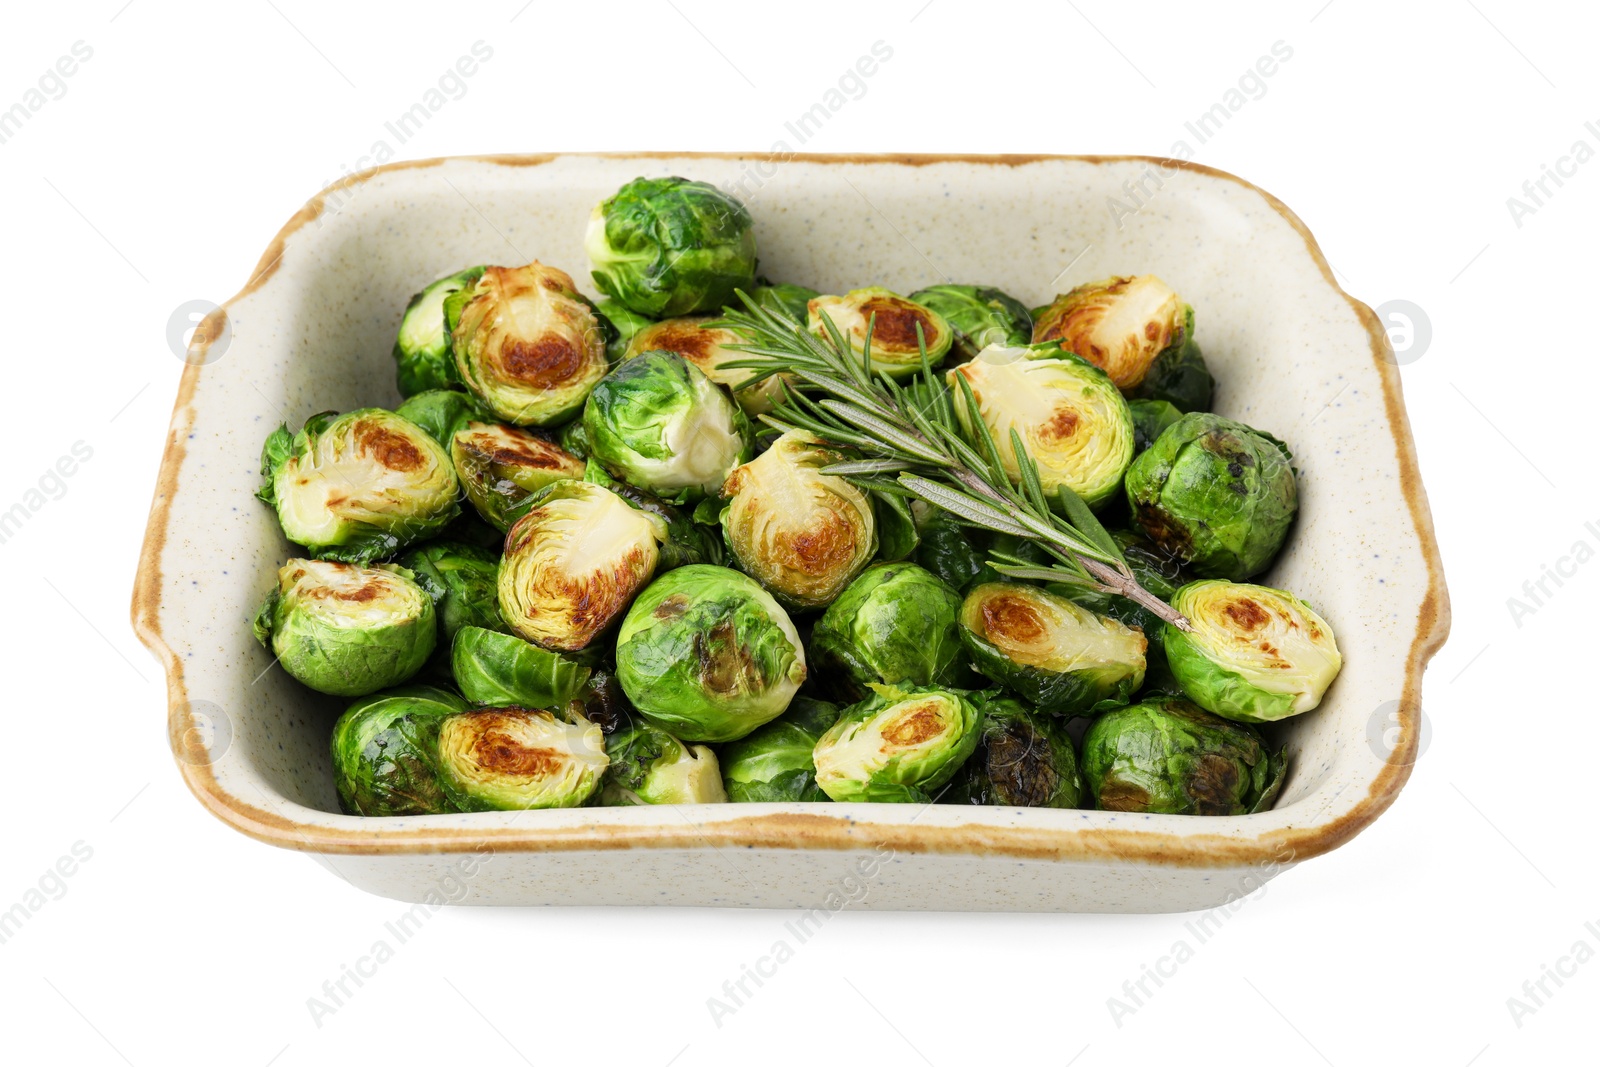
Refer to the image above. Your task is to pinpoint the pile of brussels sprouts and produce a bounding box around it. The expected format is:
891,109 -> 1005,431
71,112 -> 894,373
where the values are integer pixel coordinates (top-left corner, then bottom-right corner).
251,175 -> 1342,820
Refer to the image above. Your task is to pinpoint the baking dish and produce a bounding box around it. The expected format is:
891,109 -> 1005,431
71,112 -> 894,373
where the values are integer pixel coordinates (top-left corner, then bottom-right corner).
131,153 -> 1448,911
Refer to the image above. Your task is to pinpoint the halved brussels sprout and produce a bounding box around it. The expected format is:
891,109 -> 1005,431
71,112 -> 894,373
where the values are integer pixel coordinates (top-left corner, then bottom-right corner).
593,296 -> 656,362
719,430 -> 877,608
1164,579 -> 1342,723
625,316 -> 788,414
1032,274 -> 1191,392
252,559 -> 436,697
749,283 -> 820,325
947,344 -> 1134,509
600,721 -> 728,805
436,705 -> 608,810
451,625 -> 592,708
615,564 -> 807,743
1128,398 -> 1184,454
393,266 -> 486,396
1080,697 -> 1286,815
1125,412 -> 1298,580
257,409 -> 459,562
809,562 -> 968,702
395,540 -> 505,677
451,420 -> 586,531
330,685 -> 467,816
583,350 -> 751,501
448,262 -> 610,426
812,683 -> 981,803
908,284 -> 1033,359
719,696 -> 841,802
959,582 -> 1145,716
586,176 -> 757,317
394,388 -> 490,448
584,460 -> 725,570
808,287 -> 954,379
497,480 -> 667,652
946,696 -> 1082,808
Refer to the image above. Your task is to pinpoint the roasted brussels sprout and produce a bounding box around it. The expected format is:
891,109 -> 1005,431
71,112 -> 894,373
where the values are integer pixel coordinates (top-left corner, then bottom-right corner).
252,559 -> 436,697
1128,398 -> 1183,454
600,721 -> 728,805
451,625 -> 591,708
1080,697 -> 1286,815
393,266 -> 486,396
1131,336 -> 1214,413
718,696 -> 841,802
1125,412 -> 1298,580
1032,274 -> 1192,392
749,282 -> 819,325
947,344 -> 1135,509
1164,579 -> 1342,723
719,430 -> 878,608
436,705 -> 608,810
809,562 -> 969,702
812,683 -> 981,803
395,540 -> 505,677
615,564 -> 807,743
497,480 -> 666,652
583,350 -> 751,501
913,509 -> 997,593
908,284 -> 1033,359
394,388 -> 490,448
586,176 -> 757,317
624,316 -> 788,414
447,262 -> 609,426
576,668 -> 634,734
258,408 -> 459,562
330,685 -> 467,816
808,287 -> 954,379
958,582 -> 1145,716
583,461 -> 725,570
451,420 -> 586,531
946,696 -> 1082,808
593,296 -> 656,362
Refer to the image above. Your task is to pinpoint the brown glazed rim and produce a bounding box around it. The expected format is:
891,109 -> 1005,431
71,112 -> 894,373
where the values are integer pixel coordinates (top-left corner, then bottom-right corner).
131,152 -> 1450,864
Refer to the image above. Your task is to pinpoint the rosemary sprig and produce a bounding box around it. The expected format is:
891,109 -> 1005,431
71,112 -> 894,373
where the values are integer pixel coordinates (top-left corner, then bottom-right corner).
715,293 -> 1191,631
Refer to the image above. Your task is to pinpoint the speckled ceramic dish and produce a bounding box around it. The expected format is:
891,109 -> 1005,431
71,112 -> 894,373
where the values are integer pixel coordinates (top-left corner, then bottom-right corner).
132,153 -> 1448,912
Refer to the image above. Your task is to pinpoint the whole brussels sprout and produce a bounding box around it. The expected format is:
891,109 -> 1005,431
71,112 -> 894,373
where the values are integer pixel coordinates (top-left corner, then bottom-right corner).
593,296 -> 656,361
718,696 -> 841,802
913,508 -> 997,593
947,344 -> 1134,509
615,565 -> 807,743
447,262 -> 610,426
1080,697 -> 1286,815
252,559 -> 436,697
394,388 -> 491,448
498,480 -> 667,652
946,695 -> 1082,808
586,176 -> 757,317
1131,336 -> 1213,413
393,266 -> 486,396
257,408 -> 459,563
395,540 -> 505,677
808,287 -> 954,379
1125,411 -> 1298,580
810,562 -> 969,702
600,721 -> 728,805
959,582 -> 1145,716
436,705 -> 609,810
1164,579 -> 1342,723
749,282 -> 820,325
451,625 -> 592,708
1128,398 -> 1184,454
625,316 -> 789,415
583,350 -> 751,501
1031,274 -> 1191,392
812,683 -> 981,803
450,420 -> 585,531
908,284 -> 1033,359
330,685 -> 467,816
719,430 -> 877,609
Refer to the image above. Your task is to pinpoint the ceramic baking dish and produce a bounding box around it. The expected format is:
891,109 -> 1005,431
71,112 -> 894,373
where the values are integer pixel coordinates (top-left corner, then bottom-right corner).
131,153 -> 1448,912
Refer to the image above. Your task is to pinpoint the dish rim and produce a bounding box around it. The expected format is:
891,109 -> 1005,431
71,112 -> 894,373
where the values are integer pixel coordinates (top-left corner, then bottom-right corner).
130,151 -> 1451,865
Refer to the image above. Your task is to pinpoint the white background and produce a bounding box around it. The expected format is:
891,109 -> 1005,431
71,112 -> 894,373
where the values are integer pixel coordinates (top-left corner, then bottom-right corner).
1,1 -> 1591,1064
